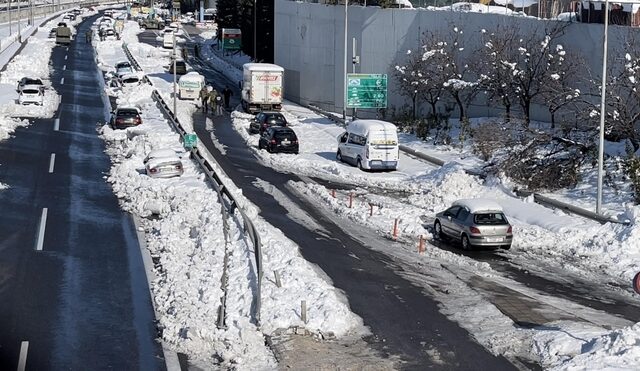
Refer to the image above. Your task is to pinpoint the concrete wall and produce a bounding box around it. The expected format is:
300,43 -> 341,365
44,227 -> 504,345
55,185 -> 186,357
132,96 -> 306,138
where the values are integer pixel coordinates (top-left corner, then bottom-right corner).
274,0 -> 637,121
0,1 -> 117,24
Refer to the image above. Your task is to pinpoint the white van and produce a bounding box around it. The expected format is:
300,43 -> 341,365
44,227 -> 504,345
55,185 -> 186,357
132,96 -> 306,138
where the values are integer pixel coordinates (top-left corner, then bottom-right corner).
163,31 -> 174,49
178,72 -> 205,99
336,120 -> 399,171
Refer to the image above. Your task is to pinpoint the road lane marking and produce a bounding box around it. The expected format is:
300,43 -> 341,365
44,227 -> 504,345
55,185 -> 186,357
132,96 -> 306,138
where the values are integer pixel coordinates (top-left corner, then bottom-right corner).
54,118 -> 59,131
17,341 -> 28,371
64,54 -> 68,60
48,153 -> 56,173
63,65 -> 66,70
36,208 -> 48,251
60,77 -> 64,85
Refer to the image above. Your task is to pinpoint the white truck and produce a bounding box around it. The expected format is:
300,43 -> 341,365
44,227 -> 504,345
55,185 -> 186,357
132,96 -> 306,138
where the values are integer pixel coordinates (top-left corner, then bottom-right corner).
241,63 -> 284,114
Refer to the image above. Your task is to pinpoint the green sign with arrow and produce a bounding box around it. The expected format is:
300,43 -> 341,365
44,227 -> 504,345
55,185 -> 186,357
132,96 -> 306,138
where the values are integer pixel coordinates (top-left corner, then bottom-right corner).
346,73 -> 387,109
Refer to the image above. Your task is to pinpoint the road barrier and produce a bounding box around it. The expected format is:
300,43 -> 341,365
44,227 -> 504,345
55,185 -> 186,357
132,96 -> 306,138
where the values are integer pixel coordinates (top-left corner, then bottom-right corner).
122,44 -> 264,326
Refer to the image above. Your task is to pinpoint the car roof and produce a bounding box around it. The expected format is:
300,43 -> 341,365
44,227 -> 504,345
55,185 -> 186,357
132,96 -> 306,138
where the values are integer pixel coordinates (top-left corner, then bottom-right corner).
117,105 -> 141,112
270,126 -> 294,132
120,73 -> 140,80
347,120 -> 397,136
452,199 -> 504,213
147,148 -> 179,159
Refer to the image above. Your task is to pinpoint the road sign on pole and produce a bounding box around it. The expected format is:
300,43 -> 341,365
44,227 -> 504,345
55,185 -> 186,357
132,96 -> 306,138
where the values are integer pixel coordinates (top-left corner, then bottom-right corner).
346,73 -> 387,109
184,133 -> 198,149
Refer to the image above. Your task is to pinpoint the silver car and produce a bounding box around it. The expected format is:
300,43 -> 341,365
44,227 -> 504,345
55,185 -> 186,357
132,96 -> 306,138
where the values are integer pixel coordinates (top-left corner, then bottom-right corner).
144,149 -> 184,179
433,199 -> 513,250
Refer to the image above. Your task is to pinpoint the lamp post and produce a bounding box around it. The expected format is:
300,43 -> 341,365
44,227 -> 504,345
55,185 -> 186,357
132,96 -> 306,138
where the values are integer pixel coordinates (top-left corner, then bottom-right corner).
253,0 -> 257,60
343,0 -> 348,120
173,31 -> 177,115
596,0 -> 610,215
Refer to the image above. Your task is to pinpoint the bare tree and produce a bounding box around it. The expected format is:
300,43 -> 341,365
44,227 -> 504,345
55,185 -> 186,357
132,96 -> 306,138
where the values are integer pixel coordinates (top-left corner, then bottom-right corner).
394,50 -> 424,119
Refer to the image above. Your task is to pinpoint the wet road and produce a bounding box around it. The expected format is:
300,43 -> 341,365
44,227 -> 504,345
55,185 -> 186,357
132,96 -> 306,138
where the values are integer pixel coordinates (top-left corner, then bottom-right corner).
0,16 -> 165,370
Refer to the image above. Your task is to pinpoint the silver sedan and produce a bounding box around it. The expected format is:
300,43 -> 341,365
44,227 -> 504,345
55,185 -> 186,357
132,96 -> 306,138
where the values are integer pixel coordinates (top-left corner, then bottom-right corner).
433,199 -> 513,250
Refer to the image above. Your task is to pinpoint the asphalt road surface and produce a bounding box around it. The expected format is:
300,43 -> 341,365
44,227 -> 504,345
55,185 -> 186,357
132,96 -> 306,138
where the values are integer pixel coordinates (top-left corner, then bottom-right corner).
0,16 -> 165,370
138,30 -> 517,369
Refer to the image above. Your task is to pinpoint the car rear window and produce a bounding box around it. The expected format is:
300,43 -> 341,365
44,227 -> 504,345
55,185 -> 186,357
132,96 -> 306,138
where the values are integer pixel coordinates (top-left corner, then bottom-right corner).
274,131 -> 296,140
123,78 -> 139,83
473,213 -> 508,225
118,109 -> 138,117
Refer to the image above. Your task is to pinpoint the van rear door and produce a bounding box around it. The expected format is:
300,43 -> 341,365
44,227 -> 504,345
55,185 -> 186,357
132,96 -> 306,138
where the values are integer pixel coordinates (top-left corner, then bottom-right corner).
367,130 -> 398,165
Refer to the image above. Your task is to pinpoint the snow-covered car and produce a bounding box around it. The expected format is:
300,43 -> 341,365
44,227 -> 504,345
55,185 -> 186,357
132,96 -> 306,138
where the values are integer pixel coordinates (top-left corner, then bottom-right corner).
115,61 -> 134,78
48,28 -> 57,38
110,106 -> 142,129
104,28 -> 118,40
144,149 -> 184,178
18,86 -> 44,106
120,73 -> 142,88
433,199 -> 513,250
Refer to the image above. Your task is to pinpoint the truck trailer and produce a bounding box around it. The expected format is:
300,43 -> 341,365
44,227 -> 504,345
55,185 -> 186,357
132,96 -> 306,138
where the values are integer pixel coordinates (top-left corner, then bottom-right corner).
241,63 -> 284,114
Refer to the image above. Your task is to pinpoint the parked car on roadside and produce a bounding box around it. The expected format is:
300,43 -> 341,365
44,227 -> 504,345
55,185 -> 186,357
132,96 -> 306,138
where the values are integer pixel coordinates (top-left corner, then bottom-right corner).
144,149 -> 184,178
49,28 -> 57,38
104,28 -> 118,40
18,86 -> 44,106
120,73 -> 142,88
115,61 -> 134,78
249,111 -> 288,135
258,127 -> 299,154
433,199 -> 513,250
17,77 -> 44,94
110,106 -> 142,129
167,60 -> 187,75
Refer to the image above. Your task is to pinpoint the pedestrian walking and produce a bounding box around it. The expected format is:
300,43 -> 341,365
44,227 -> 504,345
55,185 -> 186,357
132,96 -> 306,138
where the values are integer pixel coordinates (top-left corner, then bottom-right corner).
208,88 -> 220,116
199,86 -> 210,112
222,86 -> 233,109
214,94 -> 224,116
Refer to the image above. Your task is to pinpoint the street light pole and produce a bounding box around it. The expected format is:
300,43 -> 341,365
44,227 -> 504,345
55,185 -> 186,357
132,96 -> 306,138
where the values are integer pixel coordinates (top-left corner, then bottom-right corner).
17,0 -> 21,43
253,0 -> 257,60
343,0 -> 348,121
597,0 -> 610,215
173,31 -> 177,115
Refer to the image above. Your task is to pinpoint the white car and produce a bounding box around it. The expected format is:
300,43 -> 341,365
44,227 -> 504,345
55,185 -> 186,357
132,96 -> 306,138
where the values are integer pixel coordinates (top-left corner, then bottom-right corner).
19,86 -> 44,106
115,61 -> 134,78
144,149 -> 184,178
120,73 -> 142,88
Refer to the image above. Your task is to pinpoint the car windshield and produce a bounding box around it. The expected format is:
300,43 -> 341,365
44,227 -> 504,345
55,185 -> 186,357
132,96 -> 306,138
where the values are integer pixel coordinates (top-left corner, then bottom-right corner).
473,213 -> 508,225
123,78 -> 138,84
23,79 -> 42,85
118,109 -> 138,117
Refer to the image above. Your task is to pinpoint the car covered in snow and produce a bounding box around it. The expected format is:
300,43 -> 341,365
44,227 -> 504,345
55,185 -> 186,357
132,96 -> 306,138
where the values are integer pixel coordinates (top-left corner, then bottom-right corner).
120,73 -> 142,88
115,61 -> 134,78
433,199 -> 513,250
17,77 -> 44,94
144,149 -> 184,178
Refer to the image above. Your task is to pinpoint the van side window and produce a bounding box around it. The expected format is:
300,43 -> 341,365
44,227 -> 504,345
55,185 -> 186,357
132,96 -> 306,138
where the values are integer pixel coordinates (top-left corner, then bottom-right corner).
339,133 -> 348,143
348,133 -> 366,146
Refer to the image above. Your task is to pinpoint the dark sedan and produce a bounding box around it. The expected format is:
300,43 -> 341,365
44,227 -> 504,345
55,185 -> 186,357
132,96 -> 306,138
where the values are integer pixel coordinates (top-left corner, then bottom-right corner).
110,106 -> 142,129
249,111 -> 288,134
258,127 -> 299,154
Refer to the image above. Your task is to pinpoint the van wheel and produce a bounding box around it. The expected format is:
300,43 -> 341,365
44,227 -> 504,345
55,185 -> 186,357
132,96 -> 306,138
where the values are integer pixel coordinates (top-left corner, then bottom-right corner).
336,150 -> 343,162
461,234 -> 472,251
357,158 -> 364,170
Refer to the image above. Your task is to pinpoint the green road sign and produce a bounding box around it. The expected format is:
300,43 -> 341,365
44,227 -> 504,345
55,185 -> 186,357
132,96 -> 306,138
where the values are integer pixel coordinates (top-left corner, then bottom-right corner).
222,28 -> 242,51
346,73 -> 387,109
184,133 -> 198,149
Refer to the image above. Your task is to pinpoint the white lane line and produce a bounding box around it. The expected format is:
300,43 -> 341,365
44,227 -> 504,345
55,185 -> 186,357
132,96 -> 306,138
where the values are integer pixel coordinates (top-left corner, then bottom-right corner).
64,54 -> 68,60
17,341 -> 28,371
54,118 -> 59,131
60,77 -> 64,85
63,65 -> 67,70
48,153 -> 56,173
35,208 -> 48,251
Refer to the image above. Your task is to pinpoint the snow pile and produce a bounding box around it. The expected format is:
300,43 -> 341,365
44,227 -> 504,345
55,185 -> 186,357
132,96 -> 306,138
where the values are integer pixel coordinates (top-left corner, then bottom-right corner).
96,19 -> 366,368
0,116 -> 29,141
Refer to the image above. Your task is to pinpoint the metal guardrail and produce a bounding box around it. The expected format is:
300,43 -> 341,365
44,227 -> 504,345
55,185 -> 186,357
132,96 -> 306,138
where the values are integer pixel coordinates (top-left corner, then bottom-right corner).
303,103 -> 628,225
122,43 -> 264,325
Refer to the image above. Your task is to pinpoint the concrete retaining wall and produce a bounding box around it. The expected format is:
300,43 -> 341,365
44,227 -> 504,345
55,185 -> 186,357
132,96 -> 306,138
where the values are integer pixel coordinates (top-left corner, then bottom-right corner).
275,0 -> 636,121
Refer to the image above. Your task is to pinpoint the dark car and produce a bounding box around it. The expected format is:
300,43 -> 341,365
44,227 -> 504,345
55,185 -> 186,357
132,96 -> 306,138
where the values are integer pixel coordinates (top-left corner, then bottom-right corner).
249,111 -> 288,134
168,60 -> 187,75
49,28 -> 57,38
258,127 -> 299,154
110,106 -> 142,129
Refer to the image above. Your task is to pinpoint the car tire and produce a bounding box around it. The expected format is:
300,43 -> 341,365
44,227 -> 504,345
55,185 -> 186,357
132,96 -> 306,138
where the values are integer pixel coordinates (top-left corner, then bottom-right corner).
258,141 -> 263,150
336,150 -> 343,162
433,221 -> 445,240
357,157 -> 364,171
461,234 -> 472,251
501,244 -> 511,250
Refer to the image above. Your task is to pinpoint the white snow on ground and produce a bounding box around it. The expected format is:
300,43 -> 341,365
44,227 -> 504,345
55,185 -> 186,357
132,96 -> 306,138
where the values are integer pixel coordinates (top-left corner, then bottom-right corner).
193,26 -> 640,368
95,19 -> 366,369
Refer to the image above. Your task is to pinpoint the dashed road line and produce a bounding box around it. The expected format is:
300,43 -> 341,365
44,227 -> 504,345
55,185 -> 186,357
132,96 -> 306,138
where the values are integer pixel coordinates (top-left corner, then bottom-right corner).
48,153 -> 56,173
60,77 -> 64,85
17,341 -> 28,371
54,118 -> 59,131
35,208 -> 48,251
63,64 -> 67,70
64,54 -> 68,60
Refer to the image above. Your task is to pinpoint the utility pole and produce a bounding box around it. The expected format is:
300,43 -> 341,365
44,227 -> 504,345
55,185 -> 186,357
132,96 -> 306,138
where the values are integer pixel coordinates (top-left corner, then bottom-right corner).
253,0 -> 257,60
9,0 -> 12,35
597,0 -> 610,215
352,37 -> 359,119
342,0 -> 348,121
17,0 -> 21,43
